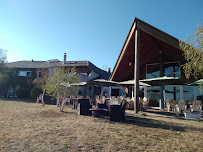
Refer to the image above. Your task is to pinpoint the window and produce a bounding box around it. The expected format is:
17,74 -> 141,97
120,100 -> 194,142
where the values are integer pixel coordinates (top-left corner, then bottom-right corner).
146,61 -> 180,78
37,71 -> 42,78
18,71 -> 31,77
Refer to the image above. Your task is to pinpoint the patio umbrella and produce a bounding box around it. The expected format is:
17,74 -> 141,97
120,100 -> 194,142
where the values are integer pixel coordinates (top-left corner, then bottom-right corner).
188,79 -> 203,86
140,76 -> 186,109
140,76 -> 185,86
70,81 -> 87,86
87,79 -> 118,97
118,80 -> 151,87
87,79 -> 118,87
147,88 -> 188,93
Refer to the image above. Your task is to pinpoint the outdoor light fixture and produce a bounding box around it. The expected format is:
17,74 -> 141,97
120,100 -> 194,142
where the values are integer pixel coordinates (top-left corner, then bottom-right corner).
129,62 -> 132,66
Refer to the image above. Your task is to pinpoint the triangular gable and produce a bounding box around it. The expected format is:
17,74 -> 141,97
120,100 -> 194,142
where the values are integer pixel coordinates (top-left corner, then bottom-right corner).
110,17 -> 183,81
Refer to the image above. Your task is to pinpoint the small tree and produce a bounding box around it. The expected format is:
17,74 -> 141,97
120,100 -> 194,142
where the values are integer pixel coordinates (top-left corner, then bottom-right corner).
31,86 -> 42,99
179,23 -> 203,93
42,66 -> 80,111
0,48 -> 7,84
0,48 -> 7,73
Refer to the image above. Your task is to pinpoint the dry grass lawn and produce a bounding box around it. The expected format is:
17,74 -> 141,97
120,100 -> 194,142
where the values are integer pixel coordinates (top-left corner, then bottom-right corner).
0,99 -> 203,152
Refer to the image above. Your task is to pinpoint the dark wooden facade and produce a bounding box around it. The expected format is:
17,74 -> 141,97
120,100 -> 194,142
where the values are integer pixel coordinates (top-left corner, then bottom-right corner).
110,17 -> 196,112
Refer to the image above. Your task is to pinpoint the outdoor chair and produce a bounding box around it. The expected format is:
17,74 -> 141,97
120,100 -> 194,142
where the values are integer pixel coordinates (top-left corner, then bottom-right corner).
139,98 -> 143,104
36,94 -> 42,103
110,96 -> 116,100
102,96 -> 106,104
85,96 -> 90,99
142,97 -> 149,109
77,95 -> 83,99
95,96 -> 101,105
36,94 -> 44,105
166,100 -> 176,112
190,100 -> 202,112
172,100 -> 178,111
175,100 -> 186,116
125,97 -> 131,102
127,100 -> 134,110
117,96 -> 123,101
109,102 -> 127,121
166,100 -> 171,112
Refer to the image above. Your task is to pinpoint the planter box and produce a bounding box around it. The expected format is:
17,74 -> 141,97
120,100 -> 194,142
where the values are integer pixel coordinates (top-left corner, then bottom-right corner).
184,112 -> 202,119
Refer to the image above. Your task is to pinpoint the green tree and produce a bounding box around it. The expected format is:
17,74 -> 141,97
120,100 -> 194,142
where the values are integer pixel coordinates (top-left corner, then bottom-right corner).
179,23 -> 203,92
42,66 -> 80,111
0,48 -> 7,72
31,86 -> 42,99
0,48 -> 7,82
0,49 -> 11,97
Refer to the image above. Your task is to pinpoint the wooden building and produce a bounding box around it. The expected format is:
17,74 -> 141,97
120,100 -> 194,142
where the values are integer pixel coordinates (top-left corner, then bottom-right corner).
110,17 -> 199,112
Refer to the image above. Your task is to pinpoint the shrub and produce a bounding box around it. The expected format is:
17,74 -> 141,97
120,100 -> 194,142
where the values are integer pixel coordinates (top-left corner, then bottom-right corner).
16,88 -> 31,98
31,86 -> 42,99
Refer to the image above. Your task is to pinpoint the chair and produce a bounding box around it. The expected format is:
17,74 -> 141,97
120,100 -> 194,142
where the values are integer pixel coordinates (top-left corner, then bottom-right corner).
166,100 -> 175,112
36,94 -> 42,103
95,96 -> 101,105
37,93 -> 45,105
142,97 -> 149,109
190,100 -> 202,112
171,100 -> 178,111
175,100 -> 186,116
128,100 -> 134,110
165,100 -> 171,112
110,96 -> 116,100
101,96 -> 106,104
109,102 -> 127,121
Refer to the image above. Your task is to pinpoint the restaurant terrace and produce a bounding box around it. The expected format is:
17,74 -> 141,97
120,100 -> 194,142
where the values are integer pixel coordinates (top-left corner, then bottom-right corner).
110,17 -> 200,112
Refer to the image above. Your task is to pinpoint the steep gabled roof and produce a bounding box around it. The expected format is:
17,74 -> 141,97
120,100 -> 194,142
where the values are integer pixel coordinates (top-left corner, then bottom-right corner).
110,17 -> 184,81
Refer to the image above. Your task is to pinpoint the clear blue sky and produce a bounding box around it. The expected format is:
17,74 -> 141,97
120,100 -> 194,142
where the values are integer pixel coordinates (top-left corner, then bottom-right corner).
0,0 -> 202,71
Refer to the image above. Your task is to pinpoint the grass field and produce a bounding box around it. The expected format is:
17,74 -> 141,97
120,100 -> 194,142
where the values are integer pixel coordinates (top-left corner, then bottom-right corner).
0,99 -> 203,152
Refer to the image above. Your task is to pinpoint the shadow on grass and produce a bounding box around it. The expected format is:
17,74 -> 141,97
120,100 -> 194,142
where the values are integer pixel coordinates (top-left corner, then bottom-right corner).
0,97 -> 36,103
124,116 -> 186,131
124,115 -> 203,132
145,108 -> 184,117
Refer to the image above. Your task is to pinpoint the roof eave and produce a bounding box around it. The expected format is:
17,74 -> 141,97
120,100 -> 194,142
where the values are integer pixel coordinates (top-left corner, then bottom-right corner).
110,17 -> 183,81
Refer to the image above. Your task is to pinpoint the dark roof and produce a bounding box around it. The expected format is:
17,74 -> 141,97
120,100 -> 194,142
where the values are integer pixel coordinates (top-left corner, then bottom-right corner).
6,61 -> 59,68
6,60 -> 110,80
88,62 -> 110,80
6,60 -> 90,68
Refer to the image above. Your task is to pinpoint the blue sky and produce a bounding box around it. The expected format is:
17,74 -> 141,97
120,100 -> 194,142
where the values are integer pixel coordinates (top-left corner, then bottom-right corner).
0,0 -> 202,71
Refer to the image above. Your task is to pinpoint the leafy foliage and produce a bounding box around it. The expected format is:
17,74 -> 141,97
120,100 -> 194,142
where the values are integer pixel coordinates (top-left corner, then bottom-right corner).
16,88 -> 31,98
0,48 -> 7,73
179,23 -> 203,80
31,86 -> 42,99
0,48 -> 7,84
33,69 -> 48,88
42,67 -> 80,99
